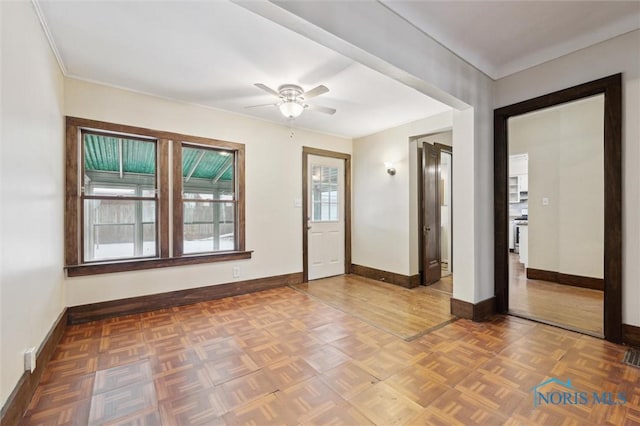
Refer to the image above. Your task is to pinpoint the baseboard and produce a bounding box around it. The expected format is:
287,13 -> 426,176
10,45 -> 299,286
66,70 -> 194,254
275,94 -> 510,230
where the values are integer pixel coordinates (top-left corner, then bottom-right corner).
68,272 -> 303,324
450,297 -> 496,321
1,308 -> 68,426
623,324 -> 640,348
351,264 -> 419,289
526,267 -> 604,291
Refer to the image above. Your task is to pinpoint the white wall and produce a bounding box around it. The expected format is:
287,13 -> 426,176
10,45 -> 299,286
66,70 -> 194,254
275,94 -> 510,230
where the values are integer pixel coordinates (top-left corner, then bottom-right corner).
495,30 -> 640,326
64,78 -> 351,307
1,1 -> 65,407
509,95 -> 604,278
352,112 -> 452,277
248,1 -> 495,304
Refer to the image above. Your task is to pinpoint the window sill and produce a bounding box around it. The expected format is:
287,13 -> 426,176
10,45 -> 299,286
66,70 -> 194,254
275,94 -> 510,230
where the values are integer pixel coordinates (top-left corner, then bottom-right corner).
65,251 -> 253,277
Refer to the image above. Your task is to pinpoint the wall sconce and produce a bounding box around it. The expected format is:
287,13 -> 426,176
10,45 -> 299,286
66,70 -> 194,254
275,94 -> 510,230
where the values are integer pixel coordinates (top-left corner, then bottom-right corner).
384,162 -> 396,176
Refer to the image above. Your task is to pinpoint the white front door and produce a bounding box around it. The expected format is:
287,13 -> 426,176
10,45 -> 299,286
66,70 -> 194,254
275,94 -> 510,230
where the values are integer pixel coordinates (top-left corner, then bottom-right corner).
307,155 -> 345,280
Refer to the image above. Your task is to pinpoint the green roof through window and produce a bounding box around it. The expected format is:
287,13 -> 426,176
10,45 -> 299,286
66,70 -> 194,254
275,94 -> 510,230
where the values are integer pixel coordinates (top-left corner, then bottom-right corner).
84,134 -> 156,175
182,146 -> 233,181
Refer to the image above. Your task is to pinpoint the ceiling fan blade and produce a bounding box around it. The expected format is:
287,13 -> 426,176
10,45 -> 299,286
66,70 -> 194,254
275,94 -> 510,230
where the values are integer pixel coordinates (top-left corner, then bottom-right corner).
244,103 -> 279,109
302,85 -> 329,99
306,103 -> 336,115
254,83 -> 280,98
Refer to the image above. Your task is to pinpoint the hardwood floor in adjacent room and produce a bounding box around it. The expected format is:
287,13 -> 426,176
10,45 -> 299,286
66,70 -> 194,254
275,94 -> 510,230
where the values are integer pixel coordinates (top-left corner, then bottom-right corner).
508,253 -> 604,336
292,274 -> 454,340
20,284 -> 637,425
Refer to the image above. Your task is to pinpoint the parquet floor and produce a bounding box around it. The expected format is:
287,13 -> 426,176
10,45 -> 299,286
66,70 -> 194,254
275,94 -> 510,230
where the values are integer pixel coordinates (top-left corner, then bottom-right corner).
508,253 -> 604,336
293,275 -> 454,340
21,284 -> 639,425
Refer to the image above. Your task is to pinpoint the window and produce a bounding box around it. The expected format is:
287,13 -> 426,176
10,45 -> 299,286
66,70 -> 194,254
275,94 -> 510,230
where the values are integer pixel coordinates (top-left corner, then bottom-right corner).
311,165 -> 339,221
65,117 -> 249,276
176,144 -> 238,255
82,132 -> 158,262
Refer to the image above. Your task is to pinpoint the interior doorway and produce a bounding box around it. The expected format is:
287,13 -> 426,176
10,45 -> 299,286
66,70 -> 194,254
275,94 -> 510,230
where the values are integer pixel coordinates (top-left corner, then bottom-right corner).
494,74 -> 622,343
418,132 -> 453,293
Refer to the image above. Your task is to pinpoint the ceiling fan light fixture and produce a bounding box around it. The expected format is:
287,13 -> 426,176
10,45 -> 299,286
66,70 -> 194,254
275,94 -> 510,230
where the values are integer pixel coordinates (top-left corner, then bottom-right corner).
279,101 -> 304,119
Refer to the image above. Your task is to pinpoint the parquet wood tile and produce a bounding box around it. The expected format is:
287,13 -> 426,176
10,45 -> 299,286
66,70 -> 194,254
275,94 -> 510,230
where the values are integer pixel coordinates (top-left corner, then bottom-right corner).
348,382 -> 423,426
154,365 -> 213,400
454,371 -> 527,417
26,376 -> 94,414
219,370 -> 278,410
194,336 -> 244,361
93,360 -> 152,395
414,352 -> 473,386
21,283 -> 640,426
477,355 -> 547,391
202,353 -> 259,385
412,388 -> 508,425
300,346 -> 351,374
98,332 -> 145,352
96,344 -> 151,370
265,356 -> 317,390
20,399 -> 91,426
275,376 -> 346,419
150,347 -> 202,375
222,392 -> 297,426
355,349 -> 413,380
320,361 -> 380,400
101,407 -> 161,426
87,381 -> 156,426
101,317 -> 142,337
158,388 -> 226,425
385,365 -> 450,408
40,357 -> 98,385
298,402 -> 374,426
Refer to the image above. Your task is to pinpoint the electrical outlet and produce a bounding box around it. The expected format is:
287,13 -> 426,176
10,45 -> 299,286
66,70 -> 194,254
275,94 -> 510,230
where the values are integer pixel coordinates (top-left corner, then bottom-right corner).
24,347 -> 36,373
542,197 -> 549,206
233,266 -> 240,278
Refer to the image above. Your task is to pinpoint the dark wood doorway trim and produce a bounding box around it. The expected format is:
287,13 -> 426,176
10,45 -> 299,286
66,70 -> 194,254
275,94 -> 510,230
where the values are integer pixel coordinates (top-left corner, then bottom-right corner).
494,74 -> 622,343
302,147 -> 352,282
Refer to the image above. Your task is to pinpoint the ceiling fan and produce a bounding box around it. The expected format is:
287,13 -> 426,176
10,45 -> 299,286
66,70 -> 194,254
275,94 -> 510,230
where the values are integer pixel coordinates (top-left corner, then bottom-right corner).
246,83 -> 336,119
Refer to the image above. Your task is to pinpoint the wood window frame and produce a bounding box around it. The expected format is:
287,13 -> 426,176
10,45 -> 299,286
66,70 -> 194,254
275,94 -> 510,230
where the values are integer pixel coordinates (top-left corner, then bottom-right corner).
65,117 -> 250,277
172,140 -> 246,257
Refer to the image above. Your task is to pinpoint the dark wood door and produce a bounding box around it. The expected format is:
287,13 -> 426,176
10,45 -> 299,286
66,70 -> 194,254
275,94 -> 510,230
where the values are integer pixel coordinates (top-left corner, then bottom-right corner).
423,142 -> 441,285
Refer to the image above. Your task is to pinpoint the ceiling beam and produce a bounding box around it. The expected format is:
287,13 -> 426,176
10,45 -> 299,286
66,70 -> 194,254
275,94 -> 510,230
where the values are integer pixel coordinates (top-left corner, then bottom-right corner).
212,157 -> 233,183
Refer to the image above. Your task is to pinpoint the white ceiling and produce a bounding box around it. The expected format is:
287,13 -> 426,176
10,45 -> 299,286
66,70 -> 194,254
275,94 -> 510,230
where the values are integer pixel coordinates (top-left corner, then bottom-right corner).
37,1 -> 640,137
382,1 -> 640,79
36,0 -> 451,139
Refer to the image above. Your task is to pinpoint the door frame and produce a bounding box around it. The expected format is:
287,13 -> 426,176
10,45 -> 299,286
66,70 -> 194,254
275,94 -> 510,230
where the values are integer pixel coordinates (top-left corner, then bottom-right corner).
493,74 -> 622,343
418,141 -> 453,285
302,147 -> 352,282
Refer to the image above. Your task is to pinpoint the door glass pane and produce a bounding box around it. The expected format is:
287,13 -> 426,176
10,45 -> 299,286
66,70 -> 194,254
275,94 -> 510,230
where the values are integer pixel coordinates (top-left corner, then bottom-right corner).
311,165 -> 339,222
183,202 -> 235,254
83,199 -> 156,261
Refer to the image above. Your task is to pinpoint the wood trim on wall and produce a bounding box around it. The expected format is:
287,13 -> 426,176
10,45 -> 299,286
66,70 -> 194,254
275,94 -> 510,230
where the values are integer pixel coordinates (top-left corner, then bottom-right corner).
64,121 -> 80,266
526,268 -> 604,291
66,251 -> 253,277
351,264 -> 420,289
623,324 -> 640,349
301,147 -> 352,282
450,297 -> 496,321
158,139 -> 170,258
172,140 -> 184,257
67,272 -> 303,324
493,74 -> 622,343
0,309 -> 68,426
